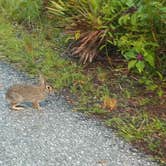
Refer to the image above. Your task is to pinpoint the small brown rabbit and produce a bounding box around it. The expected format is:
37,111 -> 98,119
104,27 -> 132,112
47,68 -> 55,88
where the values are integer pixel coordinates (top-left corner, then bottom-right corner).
6,74 -> 53,111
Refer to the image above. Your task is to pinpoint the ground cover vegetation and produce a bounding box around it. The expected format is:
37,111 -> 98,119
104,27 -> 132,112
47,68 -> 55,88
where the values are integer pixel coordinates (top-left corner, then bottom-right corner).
0,0 -> 165,164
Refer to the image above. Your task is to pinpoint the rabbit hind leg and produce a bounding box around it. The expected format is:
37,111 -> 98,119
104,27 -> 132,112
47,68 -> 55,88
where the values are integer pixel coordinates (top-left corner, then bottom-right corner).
11,103 -> 24,111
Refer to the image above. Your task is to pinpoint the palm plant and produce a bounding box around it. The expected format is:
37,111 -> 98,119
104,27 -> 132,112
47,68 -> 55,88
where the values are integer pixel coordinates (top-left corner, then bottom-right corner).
48,0 -> 108,63
48,0 -> 165,77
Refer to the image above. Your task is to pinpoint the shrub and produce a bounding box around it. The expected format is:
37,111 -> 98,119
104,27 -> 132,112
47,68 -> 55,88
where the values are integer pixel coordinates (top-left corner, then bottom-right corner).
48,0 -> 107,63
48,0 -> 165,93
48,0 -> 165,70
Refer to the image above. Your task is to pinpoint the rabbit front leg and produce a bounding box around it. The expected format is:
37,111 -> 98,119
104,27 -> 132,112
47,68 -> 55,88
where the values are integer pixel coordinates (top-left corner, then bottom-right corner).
32,101 -> 42,110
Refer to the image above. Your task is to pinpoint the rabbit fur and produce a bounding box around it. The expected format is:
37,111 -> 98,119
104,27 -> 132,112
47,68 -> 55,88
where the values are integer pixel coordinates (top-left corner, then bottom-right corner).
6,74 -> 53,110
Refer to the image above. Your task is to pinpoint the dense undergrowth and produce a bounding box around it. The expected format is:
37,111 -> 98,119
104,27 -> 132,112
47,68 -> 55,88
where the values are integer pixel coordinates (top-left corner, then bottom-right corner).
0,0 -> 165,164
48,0 -> 166,96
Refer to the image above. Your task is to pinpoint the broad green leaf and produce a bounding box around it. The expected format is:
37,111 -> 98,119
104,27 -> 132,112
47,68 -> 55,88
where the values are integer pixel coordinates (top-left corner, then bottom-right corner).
124,51 -> 136,60
128,60 -> 137,70
130,14 -> 137,25
136,61 -> 145,73
144,52 -> 155,67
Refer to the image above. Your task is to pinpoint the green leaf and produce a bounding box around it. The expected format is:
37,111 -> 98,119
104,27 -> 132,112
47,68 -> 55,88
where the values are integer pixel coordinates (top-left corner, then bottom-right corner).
147,84 -> 158,91
144,52 -> 155,67
156,71 -> 163,80
75,31 -> 80,40
136,61 -> 145,73
88,0 -> 100,14
157,89 -> 163,97
130,14 -> 137,25
124,51 -> 136,60
125,0 -> 135,7
128,60 -> 137,70
99,44 -> 106,51
118,14 -> 130,25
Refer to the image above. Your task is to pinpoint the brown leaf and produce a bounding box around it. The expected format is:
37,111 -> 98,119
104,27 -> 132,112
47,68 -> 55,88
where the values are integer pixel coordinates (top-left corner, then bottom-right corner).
25,43 -> 33,53
97,159 -> 108,165
73,80 -> 85,85
0,84 -> 3,89
102,96 -> 117,111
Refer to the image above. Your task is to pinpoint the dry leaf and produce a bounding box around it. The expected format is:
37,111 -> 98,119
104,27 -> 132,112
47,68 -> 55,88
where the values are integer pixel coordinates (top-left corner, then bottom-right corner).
102,96 -> 117,111
0,84 -> 3,89
25,42 -> 33,53
73,80 -> 85,85
72,109 -> 77,112
65,96 -> 75,104
97,159 -> 108,165
98,72 -> 107,82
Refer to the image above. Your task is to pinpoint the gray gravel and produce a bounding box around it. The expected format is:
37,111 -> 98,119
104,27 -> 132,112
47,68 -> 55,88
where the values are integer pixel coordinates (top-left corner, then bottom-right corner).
0,62 -> 158,166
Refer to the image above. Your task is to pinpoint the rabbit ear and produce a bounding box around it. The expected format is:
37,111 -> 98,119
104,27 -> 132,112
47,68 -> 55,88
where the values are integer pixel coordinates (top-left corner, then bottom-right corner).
39,74 -> 46,87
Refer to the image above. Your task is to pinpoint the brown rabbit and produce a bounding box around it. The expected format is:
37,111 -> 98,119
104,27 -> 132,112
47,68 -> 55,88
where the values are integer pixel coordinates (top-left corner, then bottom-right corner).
6,75 -> 53,111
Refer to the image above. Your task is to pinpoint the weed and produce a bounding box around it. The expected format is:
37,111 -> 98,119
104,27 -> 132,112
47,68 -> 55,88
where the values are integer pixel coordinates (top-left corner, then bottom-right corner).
0,0 -> 43,23
105,112 -> 166,162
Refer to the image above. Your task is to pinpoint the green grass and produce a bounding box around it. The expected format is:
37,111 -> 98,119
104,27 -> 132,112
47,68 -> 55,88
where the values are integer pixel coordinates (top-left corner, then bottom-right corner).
0,16 -> 81,88
0,15 -> 111,109
106,112 -> 166,141
0,14 -> 165,164
105,112 -> 166,163
0,0 -> 42,23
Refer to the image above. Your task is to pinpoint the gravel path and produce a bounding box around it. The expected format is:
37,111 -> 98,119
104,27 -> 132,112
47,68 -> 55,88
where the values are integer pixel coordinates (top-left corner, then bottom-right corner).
0,62 -> 158,166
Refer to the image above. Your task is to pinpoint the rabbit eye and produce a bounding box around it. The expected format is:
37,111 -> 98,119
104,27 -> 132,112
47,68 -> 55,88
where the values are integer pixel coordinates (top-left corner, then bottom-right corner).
46,86 -> 50,89
46,85 -> 52,92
